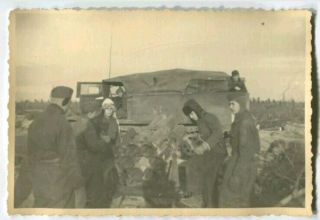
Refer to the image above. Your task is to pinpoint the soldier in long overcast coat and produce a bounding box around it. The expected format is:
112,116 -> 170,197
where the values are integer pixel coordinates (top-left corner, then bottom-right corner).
27,86 -> 83,208
76,98 -> 119,208
219,93 -> 260,208
183,99 -> 227,208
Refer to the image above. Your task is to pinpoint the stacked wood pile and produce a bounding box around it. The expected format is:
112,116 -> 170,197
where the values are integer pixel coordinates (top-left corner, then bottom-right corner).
115,114 -> 188,207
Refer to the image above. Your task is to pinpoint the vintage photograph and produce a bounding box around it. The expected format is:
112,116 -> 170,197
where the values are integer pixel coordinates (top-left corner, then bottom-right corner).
8,9 -> 312,215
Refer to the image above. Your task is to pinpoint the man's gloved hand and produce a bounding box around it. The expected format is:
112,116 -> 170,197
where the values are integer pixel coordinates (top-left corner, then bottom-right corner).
101,135 -> 111,143
201,141 -> 211,151
194,141 -> 210,155
193,146 -> 206,155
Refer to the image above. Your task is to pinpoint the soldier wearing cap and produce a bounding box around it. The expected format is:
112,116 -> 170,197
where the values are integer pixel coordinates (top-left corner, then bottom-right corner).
228,70 -> 247,92
76,98 -> 119,208
219,93 -> 260,207
27,86 -> 84,208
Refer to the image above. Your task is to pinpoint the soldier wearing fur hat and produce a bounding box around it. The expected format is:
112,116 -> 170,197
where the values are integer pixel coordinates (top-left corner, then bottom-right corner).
27,86 -> 83,208
219,93 -> 260,207
76,98 -> 119,208
182,99 -> 227,208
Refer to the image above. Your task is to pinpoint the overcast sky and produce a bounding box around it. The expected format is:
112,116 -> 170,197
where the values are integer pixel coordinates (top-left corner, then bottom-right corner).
11,10 -> 308,101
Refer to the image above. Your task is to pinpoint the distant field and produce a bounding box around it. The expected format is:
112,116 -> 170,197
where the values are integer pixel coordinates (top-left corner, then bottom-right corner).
250,99 -> 304,129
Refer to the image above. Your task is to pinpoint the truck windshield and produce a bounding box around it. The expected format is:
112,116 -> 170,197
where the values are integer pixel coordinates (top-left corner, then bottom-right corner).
80,83 -> 102,95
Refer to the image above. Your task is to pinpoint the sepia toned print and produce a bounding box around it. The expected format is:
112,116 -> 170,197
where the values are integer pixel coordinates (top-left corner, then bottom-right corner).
8,9 -> 312,215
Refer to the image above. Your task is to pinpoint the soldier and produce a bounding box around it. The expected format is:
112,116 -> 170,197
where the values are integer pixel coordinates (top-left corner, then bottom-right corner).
27,86 -> 83,208
228,70 -> 247,92
219,93 -> 260,207
76,98 -> 119,208
182,99 -> 227,208
112,87 -> 127,118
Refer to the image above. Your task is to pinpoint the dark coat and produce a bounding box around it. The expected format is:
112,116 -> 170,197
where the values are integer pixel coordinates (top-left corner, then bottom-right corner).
76,112 -> 119,163
27,104 -> 83,208
183,99 -> 227,207
219,110 -> 260,207
228,78 -> 247,92
76,112 -> 119,208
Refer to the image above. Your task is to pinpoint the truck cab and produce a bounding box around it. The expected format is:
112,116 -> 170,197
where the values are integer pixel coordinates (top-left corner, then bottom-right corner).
76,81 -> 127,119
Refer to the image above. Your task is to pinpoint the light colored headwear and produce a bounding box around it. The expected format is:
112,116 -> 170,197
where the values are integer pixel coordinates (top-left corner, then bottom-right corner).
102,98 -> 115,109
101,98 -> 121,141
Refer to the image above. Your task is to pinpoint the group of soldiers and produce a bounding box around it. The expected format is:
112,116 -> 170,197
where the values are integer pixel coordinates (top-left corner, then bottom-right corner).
15,86 -> 121,208
15,69 -> 260,208
182,93 -> 260,208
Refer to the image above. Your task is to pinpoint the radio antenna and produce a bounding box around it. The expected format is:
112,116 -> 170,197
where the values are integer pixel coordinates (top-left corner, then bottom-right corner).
108,31 -> 113,79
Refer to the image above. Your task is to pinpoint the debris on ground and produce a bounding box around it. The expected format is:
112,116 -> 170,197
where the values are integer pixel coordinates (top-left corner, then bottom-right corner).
254,124 -> 305,207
